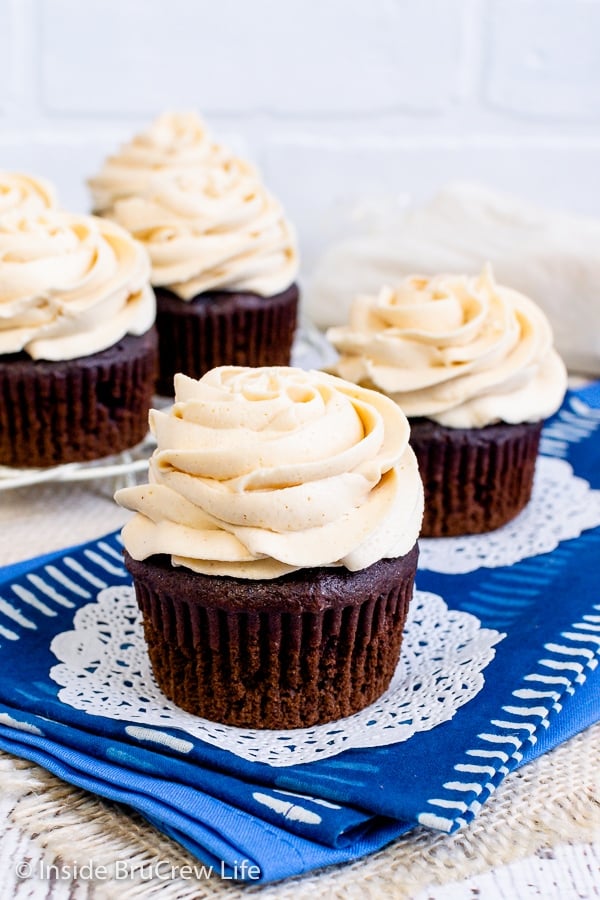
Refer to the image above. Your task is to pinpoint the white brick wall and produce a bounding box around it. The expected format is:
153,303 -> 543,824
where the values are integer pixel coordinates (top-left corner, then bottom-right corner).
486,0 -> 600,118
2,0 -> 600,272
0,4 -> 10,110
40,0 -> 465,115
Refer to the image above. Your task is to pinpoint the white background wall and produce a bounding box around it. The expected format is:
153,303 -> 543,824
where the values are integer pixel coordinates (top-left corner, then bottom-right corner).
2,0 -> 600,271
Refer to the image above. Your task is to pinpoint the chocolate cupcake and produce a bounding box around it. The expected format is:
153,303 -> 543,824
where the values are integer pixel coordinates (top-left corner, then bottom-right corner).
327,266 -> 567,536
115,367 -> 423,729
0,210 -> 157,468
89,114 -> 299,394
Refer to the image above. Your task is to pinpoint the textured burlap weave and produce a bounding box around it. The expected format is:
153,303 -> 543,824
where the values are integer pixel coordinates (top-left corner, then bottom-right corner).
0,484 -> 599,897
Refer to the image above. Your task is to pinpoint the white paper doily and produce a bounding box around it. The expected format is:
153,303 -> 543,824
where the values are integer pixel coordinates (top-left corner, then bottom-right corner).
49,587 -> 503,767
419,455 -> 600,575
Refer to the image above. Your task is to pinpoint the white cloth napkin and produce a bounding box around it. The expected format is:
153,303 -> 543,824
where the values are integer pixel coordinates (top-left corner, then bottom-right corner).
307,182 -> 600,375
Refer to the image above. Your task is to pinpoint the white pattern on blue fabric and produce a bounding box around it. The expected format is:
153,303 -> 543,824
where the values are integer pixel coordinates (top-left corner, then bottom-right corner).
0,713 -> 43,735
44,565 -> 92,598
98,541 -> 126,562
274,791 -> 342,810
63,557 -> 107,589
84,549 -> 127,577
454,764 -> 496,777
252,793 -> 323,826
427,798 -> 469,812
419,603 -> 600,833
0,597 -> 36,630
540,396 -> 600,458
124,726 -> 194,754
490,720 -> 537,736
0,623 -> 19,641
26,573 -> 75,608
11,584 -> 56,617
512,689 -> 561,701
417,813 -> 455,831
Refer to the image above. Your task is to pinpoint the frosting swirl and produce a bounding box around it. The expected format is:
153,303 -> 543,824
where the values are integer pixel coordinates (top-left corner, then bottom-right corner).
0,171 -> 56,217
116,367 -> 423,579
110,162 -> 299,298
327,266 -> 567,428
0,212 -> 155,361
88,112 -> 232,213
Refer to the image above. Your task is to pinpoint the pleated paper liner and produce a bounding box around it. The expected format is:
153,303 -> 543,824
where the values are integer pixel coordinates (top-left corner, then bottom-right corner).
125,545 -> 418,730
409,418 -> 543,537
0,328 -> 158,468
154,283 -> 299,396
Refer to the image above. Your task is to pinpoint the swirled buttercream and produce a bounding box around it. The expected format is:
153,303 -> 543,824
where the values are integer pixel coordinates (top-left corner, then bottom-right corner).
88,111 -> 232,213
0,212 -> 155,361
110,160 -> 299,298
116,367 -> 423,579
327,266 -> 567,428
0,171 -> 56,217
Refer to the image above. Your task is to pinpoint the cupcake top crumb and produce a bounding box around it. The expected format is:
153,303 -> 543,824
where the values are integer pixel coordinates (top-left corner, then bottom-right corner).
327,264 -> 567,428
116,366 -> 423,579
0,211 -> 155,360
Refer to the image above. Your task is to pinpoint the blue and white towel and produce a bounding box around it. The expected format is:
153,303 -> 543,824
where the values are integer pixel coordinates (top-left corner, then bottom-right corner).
0,385 -> 598,883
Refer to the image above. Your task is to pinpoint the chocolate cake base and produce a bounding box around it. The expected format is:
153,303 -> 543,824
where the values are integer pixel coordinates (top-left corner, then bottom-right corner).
0,328 -> 158,468
409,418 -> 543,537
154,283 -> 299,396
124,544 -> 418,729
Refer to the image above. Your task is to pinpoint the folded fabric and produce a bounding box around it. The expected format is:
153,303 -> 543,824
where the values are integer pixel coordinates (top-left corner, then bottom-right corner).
0,385 -> 599,883
306,182 -> 600,375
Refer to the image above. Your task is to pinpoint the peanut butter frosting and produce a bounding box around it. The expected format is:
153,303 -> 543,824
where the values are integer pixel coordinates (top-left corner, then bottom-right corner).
327,266 -> 567,429
110,162 -> 299,298
0,211 -> 155,361
0,171 -> 56,217
116,366 -> 423,579
88,112 -> 231,214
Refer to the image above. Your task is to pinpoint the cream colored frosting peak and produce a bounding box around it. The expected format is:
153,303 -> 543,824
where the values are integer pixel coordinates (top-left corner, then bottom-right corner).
111,163 -> 299,298
0,211 -> 155,361
116,367 -> 423,579
88,112 -> 232,213
0,171 -> 57,217
327,265 -> 567,428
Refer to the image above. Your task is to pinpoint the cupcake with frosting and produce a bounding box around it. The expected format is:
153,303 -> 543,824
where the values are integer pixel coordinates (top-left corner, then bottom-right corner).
0,171 -> 57,216
0,211 -> 157,467
89,112 -> 299,395
116,366 -> 423,728
327,265 -> 567,536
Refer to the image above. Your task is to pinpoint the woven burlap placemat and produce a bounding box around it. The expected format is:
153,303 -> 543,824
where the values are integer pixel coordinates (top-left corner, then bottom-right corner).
0,721 -> 598,899
0,479 -> 131,568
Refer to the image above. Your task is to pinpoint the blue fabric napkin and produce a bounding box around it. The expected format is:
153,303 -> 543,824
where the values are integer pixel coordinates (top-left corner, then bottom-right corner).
0,385 -> 599,883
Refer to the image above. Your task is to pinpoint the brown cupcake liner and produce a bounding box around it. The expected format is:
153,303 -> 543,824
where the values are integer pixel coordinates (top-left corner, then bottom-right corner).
154,283 -> 299,396
409,418 -> 543,537
0,328 -> 158,468
124,546 -> 418,730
